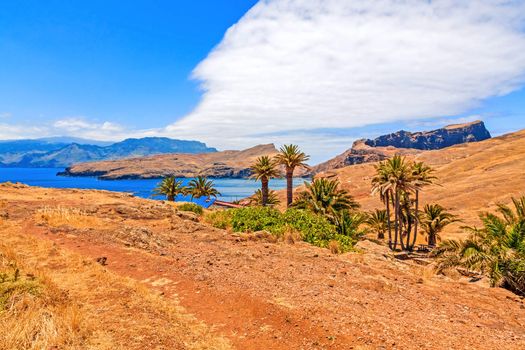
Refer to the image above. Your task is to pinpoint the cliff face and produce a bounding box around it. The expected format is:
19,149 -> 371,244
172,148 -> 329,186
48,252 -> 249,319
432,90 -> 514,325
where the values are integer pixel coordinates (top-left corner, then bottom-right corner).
59,144 -> 281,180
364,120 -> 491,150
311,121 -> 491,174
311,141 -> 418,174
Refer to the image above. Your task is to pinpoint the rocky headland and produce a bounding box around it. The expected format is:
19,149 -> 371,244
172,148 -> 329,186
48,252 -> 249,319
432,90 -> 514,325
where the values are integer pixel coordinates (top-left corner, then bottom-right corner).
311,120 -> 491,174
59,144 -> 283,180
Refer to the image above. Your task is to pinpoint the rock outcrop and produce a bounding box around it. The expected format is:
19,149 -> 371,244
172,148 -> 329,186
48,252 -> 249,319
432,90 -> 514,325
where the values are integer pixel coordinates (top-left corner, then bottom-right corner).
363,120 -> 491,150
311,121 -> 491,174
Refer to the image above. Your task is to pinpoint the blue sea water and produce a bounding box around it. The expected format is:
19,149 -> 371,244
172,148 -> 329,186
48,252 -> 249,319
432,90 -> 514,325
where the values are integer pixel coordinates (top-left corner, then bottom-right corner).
0,168 -> 306,202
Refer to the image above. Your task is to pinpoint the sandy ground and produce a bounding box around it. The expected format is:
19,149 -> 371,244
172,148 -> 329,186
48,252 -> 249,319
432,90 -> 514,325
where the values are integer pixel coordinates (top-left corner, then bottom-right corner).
1,182 -> 525,349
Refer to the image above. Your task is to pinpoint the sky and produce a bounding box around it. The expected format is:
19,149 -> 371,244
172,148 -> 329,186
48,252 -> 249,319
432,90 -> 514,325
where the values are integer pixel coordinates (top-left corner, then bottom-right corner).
2,0 -> 525,163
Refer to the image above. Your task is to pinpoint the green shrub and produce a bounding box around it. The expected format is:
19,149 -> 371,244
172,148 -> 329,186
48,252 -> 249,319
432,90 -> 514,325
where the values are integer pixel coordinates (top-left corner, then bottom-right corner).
0,267 -> 41,310
230,207 -> 282,233
207,206 -> 361,252
204,210 -> 233,230
177,202 -> 203,215
281,208 -> 337,245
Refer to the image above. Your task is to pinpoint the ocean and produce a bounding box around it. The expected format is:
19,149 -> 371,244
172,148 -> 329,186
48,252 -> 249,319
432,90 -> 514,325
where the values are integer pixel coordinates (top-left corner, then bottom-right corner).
0,168 -> 305,202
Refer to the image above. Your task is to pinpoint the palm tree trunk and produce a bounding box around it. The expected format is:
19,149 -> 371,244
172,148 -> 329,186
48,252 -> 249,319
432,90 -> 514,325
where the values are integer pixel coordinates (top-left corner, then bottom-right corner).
393,190 -> 399,251
261,177 -> 269,206
386,191 -> 393,250
286,168 -> 294,207
411,190 -> 419,249
428,230 -> 436,247
399,205 -> 406,251
405,212 -> 412,251
168,195 -> 174,201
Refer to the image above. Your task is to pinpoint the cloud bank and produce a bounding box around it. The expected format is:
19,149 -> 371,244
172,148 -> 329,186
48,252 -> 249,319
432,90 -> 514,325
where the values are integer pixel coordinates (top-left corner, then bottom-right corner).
0,117 -> 158,141
166,0 -> 525,160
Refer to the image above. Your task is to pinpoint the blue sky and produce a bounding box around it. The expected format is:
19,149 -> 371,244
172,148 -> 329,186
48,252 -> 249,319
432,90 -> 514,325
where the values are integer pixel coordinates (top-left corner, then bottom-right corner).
1,1 -> 525,162
0,0 -> 257,128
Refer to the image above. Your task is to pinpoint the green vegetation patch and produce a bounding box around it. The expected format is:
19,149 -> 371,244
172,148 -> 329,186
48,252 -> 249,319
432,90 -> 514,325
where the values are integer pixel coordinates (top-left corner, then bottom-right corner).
0,268 -> 42,310
178,202 -> 204,215
206,207 -> 361,252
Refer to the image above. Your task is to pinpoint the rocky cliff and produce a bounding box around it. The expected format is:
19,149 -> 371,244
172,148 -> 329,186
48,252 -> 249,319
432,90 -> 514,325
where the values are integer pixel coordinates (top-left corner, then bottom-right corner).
364,120 -> 491,149
311,121 -> 491,174
59,144 -> 282,179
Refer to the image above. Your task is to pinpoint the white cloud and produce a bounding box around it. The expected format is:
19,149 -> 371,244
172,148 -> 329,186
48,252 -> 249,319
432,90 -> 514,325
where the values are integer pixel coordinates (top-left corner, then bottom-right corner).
165,0 -> 525,161
53,117 -> 123,133
0,117 -> 158,142
0,123 -> 48,139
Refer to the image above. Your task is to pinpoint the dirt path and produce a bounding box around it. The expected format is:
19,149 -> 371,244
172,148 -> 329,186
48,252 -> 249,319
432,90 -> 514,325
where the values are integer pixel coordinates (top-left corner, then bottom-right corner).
31,225 -> 336,349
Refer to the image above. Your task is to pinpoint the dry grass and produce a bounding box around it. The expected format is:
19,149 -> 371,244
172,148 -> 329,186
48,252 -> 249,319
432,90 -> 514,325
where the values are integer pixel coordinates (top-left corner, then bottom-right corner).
328,240 -> 341,254
0,220 -> 231,350
282,228 -> 302,244
35,206 -> 101,228
415,266 -> 438,285
0,240 -> 93,349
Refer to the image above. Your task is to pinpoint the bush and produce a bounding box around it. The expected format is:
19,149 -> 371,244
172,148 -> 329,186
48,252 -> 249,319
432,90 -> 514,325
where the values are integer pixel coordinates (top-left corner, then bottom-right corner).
0,269 -> 41,310
206,206 -> 361,252
280,208 -> 338,247
177,203 -> 203,215
231,207 -> 283,233
204,210 -> 233,230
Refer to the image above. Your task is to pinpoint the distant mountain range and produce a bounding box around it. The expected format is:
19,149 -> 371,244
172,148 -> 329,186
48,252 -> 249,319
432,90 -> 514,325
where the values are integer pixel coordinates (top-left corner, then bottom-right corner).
0,137 -> 217,168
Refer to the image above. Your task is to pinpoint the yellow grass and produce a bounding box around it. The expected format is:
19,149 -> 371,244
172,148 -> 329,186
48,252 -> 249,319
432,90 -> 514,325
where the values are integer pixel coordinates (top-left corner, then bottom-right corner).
0,220 -> 231,350
35,206 -> 101,228
0,240 -> 93,349
328,240 -> 341,254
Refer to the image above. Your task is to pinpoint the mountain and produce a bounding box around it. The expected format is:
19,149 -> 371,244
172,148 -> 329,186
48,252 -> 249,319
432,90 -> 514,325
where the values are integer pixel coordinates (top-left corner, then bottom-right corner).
311,120 -> 491,174
59,144 -> 282,179
0,137 -> 217,168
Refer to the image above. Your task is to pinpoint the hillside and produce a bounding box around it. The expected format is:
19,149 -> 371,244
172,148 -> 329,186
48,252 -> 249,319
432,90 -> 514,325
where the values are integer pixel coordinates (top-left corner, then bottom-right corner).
1,183 -> 524,349
60,144 -> 281,179
0,137 -> 217,167
309,129 -> 525,240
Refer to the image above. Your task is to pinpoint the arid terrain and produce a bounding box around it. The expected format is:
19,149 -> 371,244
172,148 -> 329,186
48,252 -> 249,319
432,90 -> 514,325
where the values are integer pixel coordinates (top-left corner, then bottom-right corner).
1,183 -> 525,349
293,129 -> 525,240
60,144 -> 281,179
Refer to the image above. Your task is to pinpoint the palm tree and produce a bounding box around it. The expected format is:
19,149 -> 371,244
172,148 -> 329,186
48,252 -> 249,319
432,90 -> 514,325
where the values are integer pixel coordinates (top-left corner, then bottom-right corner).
372,161 -> 393,246
186,176 -> 220,199
249,189 -> 280,206
274,144 -> 309,207
410,161 -> 436,248
335,210 -> 366,239
294,177 -> 359,221
152,176 -> 186,201
496,196 -> 525,224
366,209 -> 389,239
434,196 -> 525,294
250,155 -> 280,206
420,204 -> 458,246
371,155 -> 414,250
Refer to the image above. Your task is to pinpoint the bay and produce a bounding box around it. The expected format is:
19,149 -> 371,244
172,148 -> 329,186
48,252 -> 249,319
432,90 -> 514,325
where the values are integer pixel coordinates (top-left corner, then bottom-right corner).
0,168 -> 306,202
